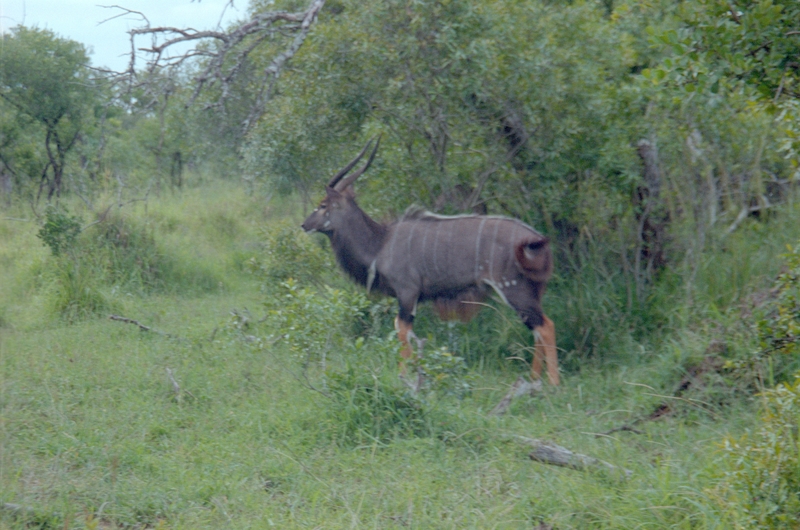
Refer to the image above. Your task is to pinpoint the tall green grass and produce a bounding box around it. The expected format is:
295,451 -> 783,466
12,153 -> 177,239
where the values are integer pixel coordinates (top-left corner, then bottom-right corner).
0,182 -> 268,326
1,182 -> 799,529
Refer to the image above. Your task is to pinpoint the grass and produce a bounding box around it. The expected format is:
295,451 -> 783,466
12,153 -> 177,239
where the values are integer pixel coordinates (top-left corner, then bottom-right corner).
0,181 -> 793,529
1,309 -> 753,528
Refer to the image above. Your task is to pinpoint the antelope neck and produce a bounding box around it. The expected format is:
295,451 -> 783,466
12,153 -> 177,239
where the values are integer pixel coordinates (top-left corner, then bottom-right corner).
330,203 -> 387,286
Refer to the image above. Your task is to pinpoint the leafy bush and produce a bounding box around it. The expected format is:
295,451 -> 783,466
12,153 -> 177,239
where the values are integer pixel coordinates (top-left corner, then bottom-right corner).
46,257 -> 113,321
264,279 -> 370,364
37,205 -> 82,256
90,211 -> 166,291
326,359 -> 430,445
82,210 -> 221,295
715,375 -> 800,528
410,346 -> 474,400
758,242 -> 800,358
250,219 -> 334,287
40,208 -> 224,320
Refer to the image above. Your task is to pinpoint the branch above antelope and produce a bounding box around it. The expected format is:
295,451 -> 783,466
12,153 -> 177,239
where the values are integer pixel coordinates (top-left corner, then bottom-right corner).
301,137 -> 559,385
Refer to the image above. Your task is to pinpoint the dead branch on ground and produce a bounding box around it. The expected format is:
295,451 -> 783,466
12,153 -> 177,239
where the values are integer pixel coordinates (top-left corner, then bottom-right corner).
108,314 -> 175,338
600,354 -> 725,436
489,376 -> 542,416
512,435 -> 633,477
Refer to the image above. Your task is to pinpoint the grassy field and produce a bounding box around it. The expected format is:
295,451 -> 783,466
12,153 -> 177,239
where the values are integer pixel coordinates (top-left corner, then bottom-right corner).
0,182 -> 795,529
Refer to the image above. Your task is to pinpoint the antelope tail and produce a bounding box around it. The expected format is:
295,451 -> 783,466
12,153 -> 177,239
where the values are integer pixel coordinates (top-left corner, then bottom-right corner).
514,238 -> 552,282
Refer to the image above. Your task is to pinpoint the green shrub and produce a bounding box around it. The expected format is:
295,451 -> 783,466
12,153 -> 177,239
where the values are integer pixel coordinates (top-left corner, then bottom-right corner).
90,211 -> 166,291
409,346 -> 474,400
46,257 -> 114,321
82,210 -> 221,295
264,279 -> 371,363
37,205 -> 82,256
326,361 -> 430,445
758,242 -> 800,358
40,208 -> 225,320
250,219 -> 334,287
715,375 -> 800,528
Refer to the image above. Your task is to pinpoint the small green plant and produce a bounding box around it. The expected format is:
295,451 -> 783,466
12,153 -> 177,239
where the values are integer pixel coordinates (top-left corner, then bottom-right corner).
47,258 -> 112,321
37,205 -> 82,256
757,242 -> 800,357
326,361 -> 429,444
410,346 -> 474,399
250,219 -> 334,286
264,279 -> 370,363
714,374 -> 800,528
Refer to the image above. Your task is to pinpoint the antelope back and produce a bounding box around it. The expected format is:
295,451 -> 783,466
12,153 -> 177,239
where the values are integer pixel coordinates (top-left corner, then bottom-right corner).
378,213 -> 550,291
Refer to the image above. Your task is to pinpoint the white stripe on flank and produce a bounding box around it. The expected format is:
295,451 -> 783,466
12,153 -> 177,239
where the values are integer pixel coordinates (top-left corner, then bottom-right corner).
474,217 -> 488,279
406,221 -> 417,259
432,221 -> 442,276
488,218 -> 501,279
420,221 -> 430,279
387,225 -> 400,264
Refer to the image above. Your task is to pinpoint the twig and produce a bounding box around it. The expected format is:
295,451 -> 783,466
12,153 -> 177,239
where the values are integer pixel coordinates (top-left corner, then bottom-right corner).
596,423 -> 644,437
490,376 -> 542,416
166,368 -> 181,396
108,314 -> 174,338
111,0 -> 326,132
2,502 -> 36,515
724,203 -> 773,236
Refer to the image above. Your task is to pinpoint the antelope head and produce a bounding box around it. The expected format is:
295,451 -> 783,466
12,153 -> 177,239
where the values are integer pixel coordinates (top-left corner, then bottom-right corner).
301,136 -> 381,234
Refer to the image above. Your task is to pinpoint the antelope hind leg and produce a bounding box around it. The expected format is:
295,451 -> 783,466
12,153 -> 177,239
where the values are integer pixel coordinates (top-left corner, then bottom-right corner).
533,315 -> 559,386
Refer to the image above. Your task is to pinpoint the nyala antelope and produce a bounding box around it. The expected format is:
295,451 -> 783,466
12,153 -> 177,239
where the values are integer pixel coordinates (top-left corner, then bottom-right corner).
301,138 -> 559,385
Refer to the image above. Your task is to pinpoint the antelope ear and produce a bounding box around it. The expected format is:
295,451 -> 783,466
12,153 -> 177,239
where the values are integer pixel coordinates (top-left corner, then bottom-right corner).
342,185 -> 356,198
325,185 -> 343,198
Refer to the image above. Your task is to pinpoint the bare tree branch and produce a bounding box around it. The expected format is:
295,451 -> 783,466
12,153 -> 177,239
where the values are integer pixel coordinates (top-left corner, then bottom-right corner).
103,0 -> 326,132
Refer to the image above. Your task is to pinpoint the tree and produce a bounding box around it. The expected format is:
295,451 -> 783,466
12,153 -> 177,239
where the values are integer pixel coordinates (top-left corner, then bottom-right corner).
0,26 -> 95,200
111,0 -> 326,134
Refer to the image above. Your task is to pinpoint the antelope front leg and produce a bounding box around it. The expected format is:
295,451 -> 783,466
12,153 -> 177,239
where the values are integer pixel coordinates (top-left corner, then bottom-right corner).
533,315 -> 559,386
394,316 -> 415,372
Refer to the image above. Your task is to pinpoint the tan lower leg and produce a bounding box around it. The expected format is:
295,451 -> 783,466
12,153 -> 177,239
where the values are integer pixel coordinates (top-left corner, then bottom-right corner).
394,316 -> 415,360
533,315 -> 559,386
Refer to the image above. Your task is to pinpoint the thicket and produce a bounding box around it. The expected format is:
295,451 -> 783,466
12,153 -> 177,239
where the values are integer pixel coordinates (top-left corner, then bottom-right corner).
237,0 -> 800,360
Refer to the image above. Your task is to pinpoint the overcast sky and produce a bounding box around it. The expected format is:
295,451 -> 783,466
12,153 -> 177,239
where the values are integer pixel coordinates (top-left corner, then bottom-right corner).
0,0 -> 243,71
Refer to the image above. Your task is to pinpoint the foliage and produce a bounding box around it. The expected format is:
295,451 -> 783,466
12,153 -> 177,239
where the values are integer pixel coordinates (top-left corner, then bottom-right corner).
410,346 -> 475,400
326,360 -> 430,445
37,205 -> 82,256
645,0 -> 800,103
715,375 -> 800,528
263,279 -> 371,362
45,257 -> 114,321
249,218 -> 334,286
758,241 -> 800,357
0,26 -> 96,199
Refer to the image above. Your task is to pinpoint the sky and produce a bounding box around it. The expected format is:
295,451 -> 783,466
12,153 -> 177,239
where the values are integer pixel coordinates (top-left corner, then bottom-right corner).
0,0 -> 244,71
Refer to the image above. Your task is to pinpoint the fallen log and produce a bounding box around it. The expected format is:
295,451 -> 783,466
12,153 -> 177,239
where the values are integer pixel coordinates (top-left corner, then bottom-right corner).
513,435 -> 632,477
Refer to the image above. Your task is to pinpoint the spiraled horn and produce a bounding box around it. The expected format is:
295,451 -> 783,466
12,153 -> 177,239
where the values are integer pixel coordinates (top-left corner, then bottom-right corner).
327,138 -> 375,189
334,134 -> 381,191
